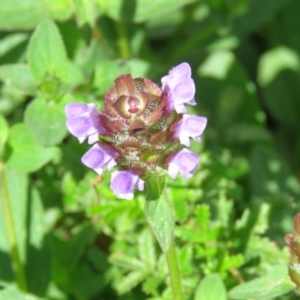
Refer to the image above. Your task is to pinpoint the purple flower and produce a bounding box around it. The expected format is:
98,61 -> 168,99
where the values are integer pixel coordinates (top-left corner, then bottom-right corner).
161,62 -> 196,114
110,170 -> 145,200
173,115 -> 207,146
167,148 -> 199,180
65,103 -> 106,144
81,144 -> 119,174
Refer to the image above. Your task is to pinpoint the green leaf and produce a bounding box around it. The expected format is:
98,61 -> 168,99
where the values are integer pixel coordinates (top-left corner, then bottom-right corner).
73,0 -> 96,27
28,18 -> 68,81
228,265 -> 295,299
116,270 -> 148,295
44,0 -> 74,22
24,98 -> 67,147
0,33 -> 29,57
6,123 -> 56,173
109,253 -> 145,271
144,193 -> 174,252
138,229 -> 156,270
0,167 -> 28,265
0,286 -> 43,300
0,64 -> 36,93
97,0 -> 195,23
0,1 -> 43,30
258,46 -> 300,86
0,114 -> 9,155
199,50 -> 235,80
25,186 -> 52,295
93,60 -> 130,95
195,274 -> 227,300
196,204 -> 210,242
126,59 -> 151,78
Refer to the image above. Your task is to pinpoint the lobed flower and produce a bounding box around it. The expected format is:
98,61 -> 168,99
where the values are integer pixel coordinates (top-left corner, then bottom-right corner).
161,62 -> 196,114
65,103 -> 106,144
65,62 -> 207,199
110,170 -> 145,200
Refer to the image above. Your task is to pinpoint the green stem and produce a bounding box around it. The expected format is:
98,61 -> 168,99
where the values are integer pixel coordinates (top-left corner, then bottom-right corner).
115,21 -> 131,58
0,162 -> 27,291
165,240 -> 183,300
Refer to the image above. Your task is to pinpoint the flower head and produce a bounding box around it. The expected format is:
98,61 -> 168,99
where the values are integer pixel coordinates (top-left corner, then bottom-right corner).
65,62 -> 207,199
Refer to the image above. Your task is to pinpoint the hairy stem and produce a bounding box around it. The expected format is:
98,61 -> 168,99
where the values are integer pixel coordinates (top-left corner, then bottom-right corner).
0,162 -> 27,291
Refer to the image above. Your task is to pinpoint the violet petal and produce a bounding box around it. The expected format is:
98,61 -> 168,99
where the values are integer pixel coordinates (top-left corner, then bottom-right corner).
167,149 -> 199,180
161,62 -> 196,114
65,102 -> 106,144
81,144 -> 118,175
110,170 -> 144,200
174,115 -> 207,146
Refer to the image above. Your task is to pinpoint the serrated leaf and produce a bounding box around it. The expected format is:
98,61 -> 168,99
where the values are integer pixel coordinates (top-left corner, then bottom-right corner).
6,123 -> 56,173
196,204 -> 210,242
178,245 -> 193,275
109,253 -> 145,271
144,194 -> 174,252
28,18 -> 68,81
24,98 -> 67,147
195,274 -> 227,300
116,270 -> 148,295
228,265 -> 295,299
138,229 -> 156,270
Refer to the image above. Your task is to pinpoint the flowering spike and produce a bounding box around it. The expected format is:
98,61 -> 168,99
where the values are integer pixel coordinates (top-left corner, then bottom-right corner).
65,62 -> 207,199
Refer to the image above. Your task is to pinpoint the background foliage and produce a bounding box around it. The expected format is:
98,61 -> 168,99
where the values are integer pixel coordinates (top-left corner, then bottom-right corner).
0,0 -> 300,299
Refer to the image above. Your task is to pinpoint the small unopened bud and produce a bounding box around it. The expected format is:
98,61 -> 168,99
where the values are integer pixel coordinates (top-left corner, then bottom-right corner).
289,263 -> 300,292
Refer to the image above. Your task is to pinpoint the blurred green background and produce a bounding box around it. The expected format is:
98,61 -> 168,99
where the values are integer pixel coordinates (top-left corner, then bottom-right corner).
0,0 -> 300,299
